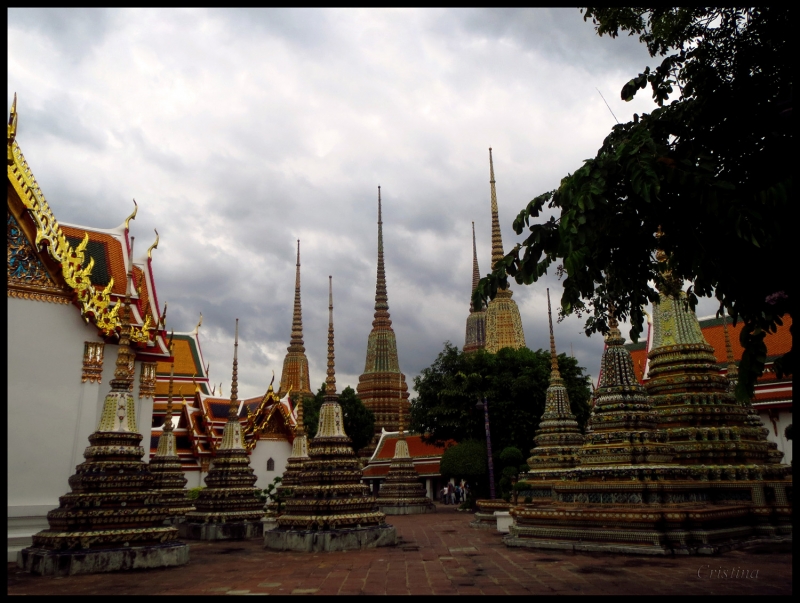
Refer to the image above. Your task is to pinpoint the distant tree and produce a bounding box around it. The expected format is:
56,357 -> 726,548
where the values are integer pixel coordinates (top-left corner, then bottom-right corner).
409,343 -> 592,458
474,8 -> 792,402
439,440 -> 488,497
304,383 -> 375,453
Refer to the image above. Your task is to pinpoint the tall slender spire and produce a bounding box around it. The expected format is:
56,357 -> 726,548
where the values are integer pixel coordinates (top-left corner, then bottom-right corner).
289,240 -> 305,351
489,148 -> 505,273
325,276 -> 337,401
163,334 -> 176,435
373,186 -> 391,328
470,221 -> 481,312
279,240 -> 312,398
357,187 -> 409,449
547,288 -> 561,382
229,319 -> 239,419
484,148 -> 526,353
296,394 -> 305,435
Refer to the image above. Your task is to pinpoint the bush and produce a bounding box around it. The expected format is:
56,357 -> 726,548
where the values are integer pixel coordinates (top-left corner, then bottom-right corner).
186,486 -> 204,501
440,440 -> 488,488
499,447 -> 524,468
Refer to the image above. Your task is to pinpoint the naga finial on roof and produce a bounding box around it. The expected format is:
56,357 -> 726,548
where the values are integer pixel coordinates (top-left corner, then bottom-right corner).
147,229 -> 159,259
124,199 -> 138,231
8,92 -> 18,147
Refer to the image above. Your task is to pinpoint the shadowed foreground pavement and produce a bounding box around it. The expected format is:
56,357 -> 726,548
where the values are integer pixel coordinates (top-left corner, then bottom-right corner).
7,504 -> 792,595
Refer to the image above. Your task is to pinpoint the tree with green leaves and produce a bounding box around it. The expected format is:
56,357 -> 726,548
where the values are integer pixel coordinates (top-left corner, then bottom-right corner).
439,440 -> 488,498
474,8 -> 792,402
303,383 -> 375,453
409,343 -> 592,458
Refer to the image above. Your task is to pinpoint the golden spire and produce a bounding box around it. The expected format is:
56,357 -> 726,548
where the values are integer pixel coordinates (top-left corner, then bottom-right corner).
722,310 -> 738,383
164,332 -> 176,434
373,186 -> 392,329
288,239 -> 306,352
606,302 -> 622,341
96,270 -> 138,432
124,199 -> 138,231
325,276 -> 337,401
470,221 -> 481,312
547,288 -> 562,383
229,319 -> 239,419
489,147 -> 506,274
8,92 -> 18,148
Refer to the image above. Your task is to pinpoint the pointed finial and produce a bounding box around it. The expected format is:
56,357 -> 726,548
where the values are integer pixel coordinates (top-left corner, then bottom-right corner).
164,333 -> 176,433
158,300 -> 168,329
147,229 -> 159,259
8,92 -> 18,146
194,312 -> 203,335
325,276 -> 337,399
605,301 -> 622,341
219,382 -> 223,398
124,199 -> 138,231
547,288 -> 561,381
288,239 -> 305,352
372,186 -> 392,329
488,147 -> 507,280
229,318 -> 239,418
470,221 -> 481,312
722,309 -> 738,383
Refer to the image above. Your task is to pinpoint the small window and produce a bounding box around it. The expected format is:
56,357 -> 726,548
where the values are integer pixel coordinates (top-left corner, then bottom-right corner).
267,458 -> 275,471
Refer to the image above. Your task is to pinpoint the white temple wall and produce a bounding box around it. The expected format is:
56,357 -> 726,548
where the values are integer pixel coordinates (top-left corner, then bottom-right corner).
184,471 -> 203,489
250,439 -> 292,490
7,297 -> 105,512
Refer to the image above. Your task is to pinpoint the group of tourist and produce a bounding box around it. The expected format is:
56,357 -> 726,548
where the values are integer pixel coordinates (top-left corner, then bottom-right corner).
440,482 -> 469,505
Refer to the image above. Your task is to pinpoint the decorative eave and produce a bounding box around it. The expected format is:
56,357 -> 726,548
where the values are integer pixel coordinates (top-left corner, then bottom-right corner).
7,99 -> 166,352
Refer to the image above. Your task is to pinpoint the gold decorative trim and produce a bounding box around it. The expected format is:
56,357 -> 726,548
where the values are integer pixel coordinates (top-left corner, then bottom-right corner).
7,101 -> 123,337
82,341 -> 105,383
139,361 -> 157,399
8,288 -> 71,304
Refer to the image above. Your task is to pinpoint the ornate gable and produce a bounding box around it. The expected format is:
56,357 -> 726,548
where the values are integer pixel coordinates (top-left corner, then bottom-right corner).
7,209 -> 71,304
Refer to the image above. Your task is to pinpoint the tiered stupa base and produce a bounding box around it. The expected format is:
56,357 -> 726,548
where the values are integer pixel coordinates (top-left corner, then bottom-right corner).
264,524 -> 397,552
17,542 -> 189,577
149,452 -> 195,525
471,500 -> 512,528
18,430 -> 189,575
376,448 -> 436,515
505,469 -> 792,555
179,448 -> 264,541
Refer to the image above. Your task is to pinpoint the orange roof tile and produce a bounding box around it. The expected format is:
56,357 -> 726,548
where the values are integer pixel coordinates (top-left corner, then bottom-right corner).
375,435 -> 448,460
700,315 -> 792,363
156,338 -> 201,377
60,225 -> 127,295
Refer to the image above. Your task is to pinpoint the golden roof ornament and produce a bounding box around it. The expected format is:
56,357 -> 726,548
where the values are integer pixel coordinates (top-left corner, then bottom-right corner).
146,229 -> 159,259
722,309 -> 739,388
124,199 -> 138,231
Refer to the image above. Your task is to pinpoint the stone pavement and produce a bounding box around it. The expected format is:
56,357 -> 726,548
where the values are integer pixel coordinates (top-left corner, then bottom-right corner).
7,504 -> 792,595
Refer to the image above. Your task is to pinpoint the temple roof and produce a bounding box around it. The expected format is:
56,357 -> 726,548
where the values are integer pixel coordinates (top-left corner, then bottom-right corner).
7,97 -> 167,354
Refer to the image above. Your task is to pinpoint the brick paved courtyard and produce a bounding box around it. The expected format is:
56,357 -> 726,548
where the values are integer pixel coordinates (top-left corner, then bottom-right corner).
7,505 -> 792,595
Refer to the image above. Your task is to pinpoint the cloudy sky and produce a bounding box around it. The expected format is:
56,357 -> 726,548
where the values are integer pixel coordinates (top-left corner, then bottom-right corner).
7,8 -> 723,398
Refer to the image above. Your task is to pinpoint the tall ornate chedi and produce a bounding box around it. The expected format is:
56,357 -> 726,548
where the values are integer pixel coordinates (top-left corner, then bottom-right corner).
278,240 -> 313,400
265,277 -> 397,551
18,274 -> 188,576
526,289 -> 584,471
149,338 -> 194,521
505,235 -> 791,555
376,395 -> 436,514
464,221 -> 486,354
357,187 -> 409,446
484,148 -> 526,353
645,237 -> 781,467
180,319 -> 263,540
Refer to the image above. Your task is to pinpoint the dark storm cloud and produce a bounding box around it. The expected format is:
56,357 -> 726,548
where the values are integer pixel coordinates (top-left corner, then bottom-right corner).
9,8 -> 671,398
